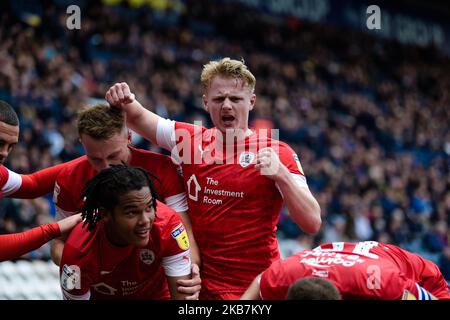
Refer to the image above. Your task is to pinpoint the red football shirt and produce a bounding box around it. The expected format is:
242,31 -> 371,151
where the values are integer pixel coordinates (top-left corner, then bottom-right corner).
260,241 -> 450,300
156,119 -> 309,295
53,146 -> 187,218
60,201 -> 191,300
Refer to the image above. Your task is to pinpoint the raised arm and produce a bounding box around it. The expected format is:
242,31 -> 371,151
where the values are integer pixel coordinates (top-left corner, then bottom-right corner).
255,147 -> 321,234
11,157 -> 82,199
106,82 -> 160,144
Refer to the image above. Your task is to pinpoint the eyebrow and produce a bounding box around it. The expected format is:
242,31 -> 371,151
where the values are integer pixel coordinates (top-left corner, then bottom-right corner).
122,199 -> 154,210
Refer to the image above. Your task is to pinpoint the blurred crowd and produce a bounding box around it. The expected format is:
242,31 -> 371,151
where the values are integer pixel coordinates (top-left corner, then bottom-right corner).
0,0 -> 449,280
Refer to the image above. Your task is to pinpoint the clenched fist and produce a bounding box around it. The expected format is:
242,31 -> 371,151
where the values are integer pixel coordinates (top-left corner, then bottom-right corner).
254,147 -> 286,178
105,82 -> 135,109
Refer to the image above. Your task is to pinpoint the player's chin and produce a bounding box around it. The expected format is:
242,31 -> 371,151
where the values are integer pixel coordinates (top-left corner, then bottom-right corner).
133,231 -> 150,247
133,238 -> 149,247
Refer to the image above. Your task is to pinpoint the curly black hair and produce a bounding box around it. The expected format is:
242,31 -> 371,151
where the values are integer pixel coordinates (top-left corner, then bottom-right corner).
81,165 -> 158,231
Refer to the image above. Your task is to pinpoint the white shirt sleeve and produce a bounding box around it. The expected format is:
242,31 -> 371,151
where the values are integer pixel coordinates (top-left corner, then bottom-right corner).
2,169 -> 22,196
156,117 -> 177,151
164,193 -> 188,213
275,173 -> 309,198
162,250 -> 191,277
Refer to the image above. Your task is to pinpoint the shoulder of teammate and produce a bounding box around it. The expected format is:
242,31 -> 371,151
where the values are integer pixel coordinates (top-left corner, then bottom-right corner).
129,145 -> 176,172
53,156 -> 90,216
63,222 -> 98,257
154,153 -> 186,197
129,147 -> 185,203
260,254 -> 300,300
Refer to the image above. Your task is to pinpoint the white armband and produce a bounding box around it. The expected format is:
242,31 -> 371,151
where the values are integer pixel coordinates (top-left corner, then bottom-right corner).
2,169 -> 22,196
162,250 -> 191,277
276,173 -> 309,198
164,193 -> 188,213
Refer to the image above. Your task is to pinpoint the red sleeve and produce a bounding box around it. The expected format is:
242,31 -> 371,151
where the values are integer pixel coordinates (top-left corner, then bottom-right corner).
0,223 -> 60,261
12,157 -> 83,199
158,158 -> 186,199
0,165 -> 7,189
159,205 -> 189,257
277,142 -> 304,176
53,177 -> 80,218
260,259 -> 292,300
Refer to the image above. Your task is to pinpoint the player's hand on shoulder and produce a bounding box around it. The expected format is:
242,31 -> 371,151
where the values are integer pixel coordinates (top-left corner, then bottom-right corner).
105,82 -> 135,109
57,213 -> 82,235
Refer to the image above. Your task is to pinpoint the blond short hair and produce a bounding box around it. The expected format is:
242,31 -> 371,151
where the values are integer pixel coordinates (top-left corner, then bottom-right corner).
77,104 -> 126,139
201,57 -> 256,92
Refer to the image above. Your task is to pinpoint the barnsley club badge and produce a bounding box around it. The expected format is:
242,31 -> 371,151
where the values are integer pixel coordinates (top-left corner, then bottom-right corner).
239,152 -> 255,168
140,249 -> 155,265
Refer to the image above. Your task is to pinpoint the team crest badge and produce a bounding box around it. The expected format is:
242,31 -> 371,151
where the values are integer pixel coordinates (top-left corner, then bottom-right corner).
239,152 -> 255,168
171,223 -> 190,250
293,154 -> 304,175
140,249 -> 155,265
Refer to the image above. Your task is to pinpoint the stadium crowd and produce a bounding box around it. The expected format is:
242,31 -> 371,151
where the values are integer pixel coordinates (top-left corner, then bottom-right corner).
0,0 -> 449,282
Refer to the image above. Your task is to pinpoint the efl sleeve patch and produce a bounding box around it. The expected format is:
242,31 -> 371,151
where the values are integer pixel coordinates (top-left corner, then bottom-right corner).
171,223 -> 190,250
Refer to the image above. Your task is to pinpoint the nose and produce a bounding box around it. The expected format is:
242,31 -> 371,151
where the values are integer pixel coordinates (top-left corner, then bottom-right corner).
222,98 -> 233,110
96,160 -> 112,171
137,214 -> 151,228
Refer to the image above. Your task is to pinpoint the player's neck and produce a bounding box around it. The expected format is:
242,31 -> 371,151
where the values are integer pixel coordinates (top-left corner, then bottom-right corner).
104,224 -> 131,248
125,146 -> 132,164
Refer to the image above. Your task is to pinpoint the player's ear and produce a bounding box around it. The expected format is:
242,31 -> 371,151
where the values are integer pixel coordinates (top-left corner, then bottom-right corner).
249,94 -> 256,111
202,94 -> 209,112
100,208 -> 111,222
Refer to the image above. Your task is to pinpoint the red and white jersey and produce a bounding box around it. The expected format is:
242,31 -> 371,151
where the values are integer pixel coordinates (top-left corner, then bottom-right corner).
53,146 -> 187,219
260,241 -> 450,300
60,201 -> 191,300
156,118 -> 309,295
0,165 -> 22,198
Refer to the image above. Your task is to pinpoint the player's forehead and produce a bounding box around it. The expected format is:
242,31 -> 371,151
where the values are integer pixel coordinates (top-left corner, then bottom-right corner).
207,76 -> 251,96
118,187 -> 153,208
82,132 -> 127,156
0,121 -> 19,143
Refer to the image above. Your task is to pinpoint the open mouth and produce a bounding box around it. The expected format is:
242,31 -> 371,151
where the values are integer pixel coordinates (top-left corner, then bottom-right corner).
221,115 -> 235,126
